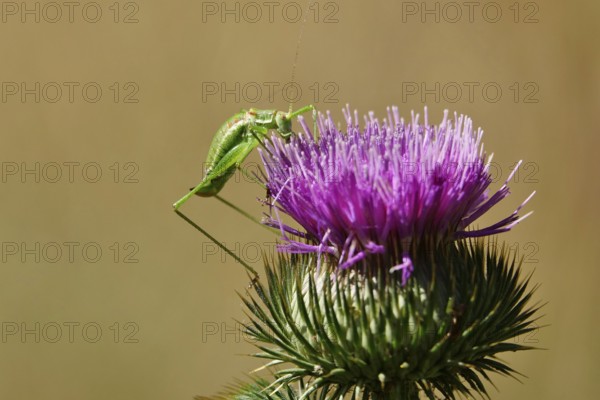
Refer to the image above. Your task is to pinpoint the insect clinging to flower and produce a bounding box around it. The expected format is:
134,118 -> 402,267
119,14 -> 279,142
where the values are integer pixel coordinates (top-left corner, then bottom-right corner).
172,105 -> 315,210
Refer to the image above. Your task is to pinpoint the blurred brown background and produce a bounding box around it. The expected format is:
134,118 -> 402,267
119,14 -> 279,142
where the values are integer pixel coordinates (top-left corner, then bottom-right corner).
0,0 -> 598,399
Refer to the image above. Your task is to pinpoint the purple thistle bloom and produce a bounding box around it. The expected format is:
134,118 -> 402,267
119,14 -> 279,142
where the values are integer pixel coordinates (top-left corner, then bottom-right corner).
259,106 -> 534,283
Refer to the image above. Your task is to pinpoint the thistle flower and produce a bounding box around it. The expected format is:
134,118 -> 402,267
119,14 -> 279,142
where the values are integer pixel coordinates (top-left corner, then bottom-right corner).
192,107 -> 541,400
260,106 -> 534,282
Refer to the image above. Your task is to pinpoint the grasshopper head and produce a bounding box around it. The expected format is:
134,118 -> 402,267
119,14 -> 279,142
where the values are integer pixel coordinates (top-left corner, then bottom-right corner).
275,111 -> 293,138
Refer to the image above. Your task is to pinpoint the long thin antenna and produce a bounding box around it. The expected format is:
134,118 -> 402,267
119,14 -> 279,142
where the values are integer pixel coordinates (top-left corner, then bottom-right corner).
288,0 -> 314,115
175,210 -> 259,278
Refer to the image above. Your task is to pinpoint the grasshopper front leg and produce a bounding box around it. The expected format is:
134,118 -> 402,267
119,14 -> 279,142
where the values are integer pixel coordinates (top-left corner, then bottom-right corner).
284,104 -> 316,139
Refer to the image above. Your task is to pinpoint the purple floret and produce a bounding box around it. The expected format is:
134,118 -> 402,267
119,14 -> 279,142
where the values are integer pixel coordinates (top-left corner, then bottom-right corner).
259,106 -> 533,283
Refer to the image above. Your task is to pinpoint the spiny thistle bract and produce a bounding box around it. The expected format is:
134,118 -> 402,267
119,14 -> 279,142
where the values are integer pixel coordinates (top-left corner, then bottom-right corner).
195,107 -> 540,400
239,240 -> 539,399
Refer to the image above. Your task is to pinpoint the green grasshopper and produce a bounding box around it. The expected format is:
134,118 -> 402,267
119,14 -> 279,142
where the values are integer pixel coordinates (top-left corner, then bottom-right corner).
172,105 -> 315,210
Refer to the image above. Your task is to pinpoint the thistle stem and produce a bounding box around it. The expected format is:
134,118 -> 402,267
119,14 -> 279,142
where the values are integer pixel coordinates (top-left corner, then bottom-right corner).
371,382 -> 419,400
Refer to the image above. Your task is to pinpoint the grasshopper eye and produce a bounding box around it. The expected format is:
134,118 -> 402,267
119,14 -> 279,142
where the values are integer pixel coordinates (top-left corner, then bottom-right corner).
275,112 -> 292,135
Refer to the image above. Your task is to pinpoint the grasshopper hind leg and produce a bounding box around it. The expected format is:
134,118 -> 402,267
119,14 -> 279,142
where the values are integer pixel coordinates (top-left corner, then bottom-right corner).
173,137 -> 259,210
173,179 -> 215,210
